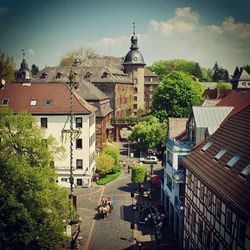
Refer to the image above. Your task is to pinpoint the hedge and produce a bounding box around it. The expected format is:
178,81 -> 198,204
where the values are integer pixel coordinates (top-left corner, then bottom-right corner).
131,165 -> 147,183
96,171 -> 121,185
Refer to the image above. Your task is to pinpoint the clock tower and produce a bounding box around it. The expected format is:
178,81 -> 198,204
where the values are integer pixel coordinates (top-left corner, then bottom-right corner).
123,23 -> 145,114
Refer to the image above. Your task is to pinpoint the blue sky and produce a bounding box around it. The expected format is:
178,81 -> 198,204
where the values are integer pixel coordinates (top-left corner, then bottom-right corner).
0,0 -> 250,73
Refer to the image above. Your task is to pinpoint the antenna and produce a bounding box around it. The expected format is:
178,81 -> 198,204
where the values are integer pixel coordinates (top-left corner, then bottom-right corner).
133,20 -> 135,34
21,49 -> 25,59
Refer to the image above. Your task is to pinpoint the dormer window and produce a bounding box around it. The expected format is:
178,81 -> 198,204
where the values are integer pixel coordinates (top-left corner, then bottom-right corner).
240,164 -> 250,178
56,72 -> 63,79
85,72 -> 92,78
201,141 -> 213,152
226,156 -> 240,168
214,148 -> 227,160
44,99 -> 53,106
30,100 -> 37,106
101,71 -> 108,78
40,73 -> 48,79
1,98 -> 9,105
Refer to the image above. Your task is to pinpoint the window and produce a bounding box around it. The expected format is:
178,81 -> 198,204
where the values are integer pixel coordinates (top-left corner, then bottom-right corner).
194,177 -> 198,195
76,159 -> 83,169
56,72 -> 62,78
133,104 -> 138,110
150,85 -> 153,91
61,178 -> 68,182
213,239 -> 219,250
41,118 -> 48,128
200,183 -> 205,202
30,100 -> 37,106
76,117 -> 82,128
238,221 -> 246,244
214,148 -> 227,160
198,219 -> 203,240
187,204 -> 191,221
76,139 -> 82,149
134,96 -> 137,101
240,164 -> 250,178
1,98 -> 9,105
226,209 -> 232,231
206,230 -> 211,249
216,198 -> 221,219
167,150 -> 173,165
207,190 -> 213,208
191,210 -> 196,229
201,141 -> 213,152
77,179 -> 83,186
167,174 -> 172,191
188,172 -> 192,186
44,99 -> 53,106
226,156 -> 240,168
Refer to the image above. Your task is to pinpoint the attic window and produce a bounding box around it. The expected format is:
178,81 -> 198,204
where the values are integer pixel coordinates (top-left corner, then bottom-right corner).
101,71 -> 108,78
40,73 -> 48,79
56,72 -> 63,79
44,99 -> 53,106
1,98 -> 9,105
226,156 -> 240,168
85,72 -> 92,78
30,100 -> 37,106
214,148 -> 227,160
240,164 -> 250,178
201,141 -> 213,152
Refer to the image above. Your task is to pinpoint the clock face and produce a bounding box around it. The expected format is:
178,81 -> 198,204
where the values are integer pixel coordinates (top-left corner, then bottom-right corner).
133,56 -> 138,61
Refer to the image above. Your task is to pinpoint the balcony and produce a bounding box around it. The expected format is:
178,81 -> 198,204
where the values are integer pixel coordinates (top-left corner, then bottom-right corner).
167,136 -> 193,152
173,169 -> 185,183
175,196 -> 184,211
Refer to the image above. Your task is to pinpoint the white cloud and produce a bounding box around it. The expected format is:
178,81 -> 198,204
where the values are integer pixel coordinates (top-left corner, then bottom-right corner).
28,48 -> 35,55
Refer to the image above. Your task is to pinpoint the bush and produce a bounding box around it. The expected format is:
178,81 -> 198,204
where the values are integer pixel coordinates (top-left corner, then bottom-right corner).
96,153 -> 114,174
96,171 -> 121,185
112,163 -> 121,173
103,146 -> 120,165
131,165 -> 147,183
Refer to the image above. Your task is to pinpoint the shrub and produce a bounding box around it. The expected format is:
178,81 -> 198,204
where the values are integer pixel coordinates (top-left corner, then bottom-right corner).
96,153 -> 114,174
131,165 -> 147,183
96,171 -> 121,185
112,163 -> 121,173
103,146 -> 120,165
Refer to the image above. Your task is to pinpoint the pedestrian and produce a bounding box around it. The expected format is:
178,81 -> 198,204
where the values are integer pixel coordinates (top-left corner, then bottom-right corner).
150,164 -> 153,175
128,165 -> 131,174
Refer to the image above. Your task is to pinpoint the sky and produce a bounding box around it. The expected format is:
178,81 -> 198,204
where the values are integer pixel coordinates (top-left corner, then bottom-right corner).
0,0 -> 250,74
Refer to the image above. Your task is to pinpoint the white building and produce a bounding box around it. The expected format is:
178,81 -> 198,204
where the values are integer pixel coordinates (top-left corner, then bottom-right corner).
0,82 -> 97,187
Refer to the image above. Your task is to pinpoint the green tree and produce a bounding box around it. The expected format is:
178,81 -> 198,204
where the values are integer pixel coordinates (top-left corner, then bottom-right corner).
131,165 -> 147,184
128,115 -> 166,152
201,67 -> 212,82
151,71 -> 204,122
0,109 -> 74,249
103,145 -> 120,165
212,62 -> 229,82
147,59 -> 203,81
96,153 -> 114,174
31,64 -> 39,76
215,82 -> 232,90
243,65 -> 250,74
0,50 -> 15,83
59,47 -> 99,66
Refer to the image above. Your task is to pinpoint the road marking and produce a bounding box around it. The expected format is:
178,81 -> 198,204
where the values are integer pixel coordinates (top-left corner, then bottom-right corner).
83,187 -> 104,250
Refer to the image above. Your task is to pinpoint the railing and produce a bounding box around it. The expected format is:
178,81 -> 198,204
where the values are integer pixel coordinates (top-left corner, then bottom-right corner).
173,169 -> 185,183
175,196 -> 184,210
167,136 -> 193,151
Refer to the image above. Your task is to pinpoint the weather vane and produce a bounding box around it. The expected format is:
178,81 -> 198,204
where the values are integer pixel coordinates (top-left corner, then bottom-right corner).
133,20 -> 135,34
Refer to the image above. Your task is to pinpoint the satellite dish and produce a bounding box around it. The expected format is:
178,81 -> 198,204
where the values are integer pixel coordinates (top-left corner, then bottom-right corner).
1,79 -> 6,85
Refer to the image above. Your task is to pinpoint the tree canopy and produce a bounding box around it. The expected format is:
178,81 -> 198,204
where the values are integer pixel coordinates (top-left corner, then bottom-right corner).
31,64 -> 39,76
151,71 -> 204,122
0,50 -> 15,83
131,165 -> 147,184
128,115 -> 166,152
96,153 -> 114,174
212,61 -> 229,82
147,59 -> 203,81
0,108 -> 74,249
215,82 -> 232,90
59,47 -> 99,66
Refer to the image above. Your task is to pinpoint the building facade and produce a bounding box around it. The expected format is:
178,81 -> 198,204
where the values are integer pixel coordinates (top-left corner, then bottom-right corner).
181,106 -> 250,250
0,82 -> 97,187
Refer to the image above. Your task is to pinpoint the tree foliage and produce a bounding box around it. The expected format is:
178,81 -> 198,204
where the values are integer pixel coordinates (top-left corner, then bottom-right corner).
212,61 -> 229,82
0,50 -> 15,83
103,145 -> 120,165
147,59 -> 203,81
0,109 -> 74,249
151,71 -> 204,122
59,47 -> 99,66
128,115 -> 166,152
243,65 -> 250,74
96,153 -> 114,174
131,165 -> 147,184
215,82 -> 232,90
31,64 -> 39,76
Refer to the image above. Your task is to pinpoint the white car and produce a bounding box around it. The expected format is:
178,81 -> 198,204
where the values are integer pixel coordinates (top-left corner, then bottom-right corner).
139,156 -> 158,164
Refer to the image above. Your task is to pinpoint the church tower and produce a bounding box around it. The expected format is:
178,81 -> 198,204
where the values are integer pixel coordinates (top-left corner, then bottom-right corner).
123,23 -> 145,114
16,50 -> 31,82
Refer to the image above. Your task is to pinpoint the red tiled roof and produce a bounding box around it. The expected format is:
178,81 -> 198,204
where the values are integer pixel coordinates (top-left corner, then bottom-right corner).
216,91 -> 250,120
181,105 -> 250,218
0,82 -> 96,114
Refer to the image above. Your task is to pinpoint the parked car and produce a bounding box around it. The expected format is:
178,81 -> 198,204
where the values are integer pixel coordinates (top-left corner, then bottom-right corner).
147,148 -> 159,156
139,156 -> 158,164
